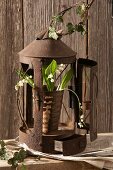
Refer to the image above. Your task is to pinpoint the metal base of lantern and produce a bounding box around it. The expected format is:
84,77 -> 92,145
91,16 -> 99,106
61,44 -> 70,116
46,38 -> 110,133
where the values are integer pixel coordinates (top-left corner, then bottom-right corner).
54,134 -> 87,156
19,129 -> 74,153
19,128 -> 42,151
42,130 -> 75,153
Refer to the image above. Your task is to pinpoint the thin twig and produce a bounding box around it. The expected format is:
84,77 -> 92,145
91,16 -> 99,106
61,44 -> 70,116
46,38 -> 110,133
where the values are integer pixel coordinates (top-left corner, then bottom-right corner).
50,0 -> 95,27
87,0 -> 95,9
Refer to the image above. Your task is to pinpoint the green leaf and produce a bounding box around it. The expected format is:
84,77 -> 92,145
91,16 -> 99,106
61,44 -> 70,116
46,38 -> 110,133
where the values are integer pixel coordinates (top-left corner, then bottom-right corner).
66,23 -> 75,34
53,15 -> 63,23
59,68 -> 73,90
42,67 -> 52,91
76,5 -> 82,15
42,60 -> 57,91
76,4 -> 86,16
8,149 -> 27,168
0,140 -> 8,160
45,60 -> 57,76
75,23 -> 86,35
0,141 -> 5,148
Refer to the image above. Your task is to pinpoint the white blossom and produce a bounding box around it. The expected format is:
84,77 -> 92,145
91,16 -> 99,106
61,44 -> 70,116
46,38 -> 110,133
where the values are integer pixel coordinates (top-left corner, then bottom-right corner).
48,74 -> 53,79
15,85 -> 19,91
58,64 -> 65,71
78,122 -> 83,128
50,78 -> 54,82
81,4 -> 86,11
26,77 -> 29,80
80,114 -> 84,119
60,64 -> 64,67
58,66 -> 64,71
56,70 -> 61,75
22,79 -> 26,83
18,80 -> 24,87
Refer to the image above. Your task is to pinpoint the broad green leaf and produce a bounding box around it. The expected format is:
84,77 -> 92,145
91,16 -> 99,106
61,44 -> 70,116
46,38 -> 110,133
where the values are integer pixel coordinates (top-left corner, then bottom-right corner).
45,60 -> 57,76
59,68 -> 73,90
42,67 -> 51,91
44,76 -> 54,92
43,60 -> 57,91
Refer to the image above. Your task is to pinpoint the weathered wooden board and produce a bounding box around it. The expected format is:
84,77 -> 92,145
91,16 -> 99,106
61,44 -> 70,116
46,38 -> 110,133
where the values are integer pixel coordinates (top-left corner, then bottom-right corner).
88,0 -> 113,132
0,158 -> 100,170
0,0 -> 23,139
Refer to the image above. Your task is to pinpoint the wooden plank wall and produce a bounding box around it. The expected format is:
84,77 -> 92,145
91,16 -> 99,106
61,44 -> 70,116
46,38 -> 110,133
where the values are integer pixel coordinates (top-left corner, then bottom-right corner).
0,0 -> 23,139
0,0 -> 113,139
88,0 -> 113,132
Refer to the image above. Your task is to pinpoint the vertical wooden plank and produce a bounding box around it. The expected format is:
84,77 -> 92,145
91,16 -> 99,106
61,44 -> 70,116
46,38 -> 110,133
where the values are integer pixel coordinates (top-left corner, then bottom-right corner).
90,65 -> 98,141
0,0 -> 23,139
89,0 -> 113,132
23,0 -> 54,45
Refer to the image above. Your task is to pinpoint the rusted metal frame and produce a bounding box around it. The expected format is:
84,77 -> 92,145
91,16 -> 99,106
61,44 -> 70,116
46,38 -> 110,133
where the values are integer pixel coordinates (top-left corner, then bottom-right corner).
21,64 -> 34,128
32,59 -> 43,151
16,89 -> 30,132
74,63 -> 83,124
26,84 -> 33,127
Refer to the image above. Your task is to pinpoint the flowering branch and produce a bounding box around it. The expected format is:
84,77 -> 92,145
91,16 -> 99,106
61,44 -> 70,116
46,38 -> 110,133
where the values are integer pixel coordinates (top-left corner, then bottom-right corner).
48,0 -> 95,39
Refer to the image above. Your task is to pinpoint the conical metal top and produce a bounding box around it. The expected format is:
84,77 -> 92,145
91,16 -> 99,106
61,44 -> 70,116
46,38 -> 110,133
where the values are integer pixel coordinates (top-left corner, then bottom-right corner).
18,39 -> 76,59
18,29 -> 76,64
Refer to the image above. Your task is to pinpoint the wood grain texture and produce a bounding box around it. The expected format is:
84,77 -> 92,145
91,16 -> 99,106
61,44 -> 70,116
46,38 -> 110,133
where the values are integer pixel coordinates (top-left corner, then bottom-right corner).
0,0 -> 23,139
88,0 -> 113,132
0,158 -> 100,170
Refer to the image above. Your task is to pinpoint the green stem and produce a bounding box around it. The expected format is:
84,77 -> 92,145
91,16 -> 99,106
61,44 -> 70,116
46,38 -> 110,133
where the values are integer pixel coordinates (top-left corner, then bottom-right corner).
65,88 -> 81,107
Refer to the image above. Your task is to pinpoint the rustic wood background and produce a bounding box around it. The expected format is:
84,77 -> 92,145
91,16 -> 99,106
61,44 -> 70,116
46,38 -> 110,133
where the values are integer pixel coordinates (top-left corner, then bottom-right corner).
0,0 -> 113,139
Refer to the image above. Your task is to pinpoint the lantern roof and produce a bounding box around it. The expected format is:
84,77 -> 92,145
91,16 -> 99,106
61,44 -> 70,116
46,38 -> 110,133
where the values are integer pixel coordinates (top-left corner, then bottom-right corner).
18,29 -> 76,64
18,39 -> 76,59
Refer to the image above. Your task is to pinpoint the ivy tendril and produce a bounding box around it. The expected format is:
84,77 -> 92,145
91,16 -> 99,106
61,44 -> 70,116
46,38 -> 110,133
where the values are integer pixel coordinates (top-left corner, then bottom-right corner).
48,1 -> 95,39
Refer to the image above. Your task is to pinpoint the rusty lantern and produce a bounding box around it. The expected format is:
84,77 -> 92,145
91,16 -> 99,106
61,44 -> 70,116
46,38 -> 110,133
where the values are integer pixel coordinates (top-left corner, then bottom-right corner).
18,32 -> 77,152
